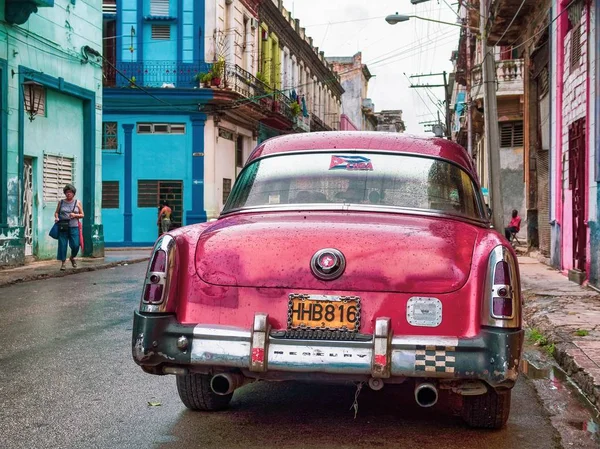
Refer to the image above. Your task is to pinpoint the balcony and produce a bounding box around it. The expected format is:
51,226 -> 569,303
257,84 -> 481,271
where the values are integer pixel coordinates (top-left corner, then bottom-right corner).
471,59 -> 524,100
485,0 -> 535,46
103,61 -> 211,89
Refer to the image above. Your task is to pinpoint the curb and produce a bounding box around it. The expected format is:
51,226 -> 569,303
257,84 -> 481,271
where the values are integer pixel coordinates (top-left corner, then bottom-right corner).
524,308 -> 600,410
0,257 -> 150,289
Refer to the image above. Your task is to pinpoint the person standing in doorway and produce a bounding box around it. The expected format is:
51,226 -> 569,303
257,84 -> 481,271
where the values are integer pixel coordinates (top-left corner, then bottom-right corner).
158,201 -> 172,235
54,184 -> 84,271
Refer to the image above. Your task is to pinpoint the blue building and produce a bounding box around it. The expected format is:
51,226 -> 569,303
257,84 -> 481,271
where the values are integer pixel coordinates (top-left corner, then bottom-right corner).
102,0 -> 213,246
101,0 -> 343,246
0,0 -> 104,267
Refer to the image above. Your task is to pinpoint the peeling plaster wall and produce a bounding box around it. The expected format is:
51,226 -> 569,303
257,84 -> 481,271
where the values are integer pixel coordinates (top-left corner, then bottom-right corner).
0,0 -> 103,266
500,146 -> 526,239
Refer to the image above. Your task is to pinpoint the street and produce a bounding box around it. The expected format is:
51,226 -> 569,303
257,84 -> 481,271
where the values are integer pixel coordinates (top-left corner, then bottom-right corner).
0,263 -> 562,449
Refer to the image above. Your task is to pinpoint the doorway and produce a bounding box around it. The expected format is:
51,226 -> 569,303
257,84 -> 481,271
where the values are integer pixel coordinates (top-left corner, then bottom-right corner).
568,118 -> 587,273
23,157 -> 34,257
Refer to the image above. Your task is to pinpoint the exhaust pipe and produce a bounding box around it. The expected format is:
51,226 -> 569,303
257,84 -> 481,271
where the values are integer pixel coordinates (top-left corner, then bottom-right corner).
414,382 -> 438,408
210,373 -> 250,396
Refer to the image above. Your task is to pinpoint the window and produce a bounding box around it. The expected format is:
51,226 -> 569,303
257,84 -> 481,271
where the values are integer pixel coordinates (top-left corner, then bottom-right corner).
43,154 -> 73,202
138,180 -> 183,228
150,0 -> 169,15
223,178 -> 232,204
218,128 -> 234,140
136,123 -> 186,134
151,25 -> 170,40
102,181 -> 120,208
568,0 -> 584,72
499,121 -> 524,148
223,153 -> 484,220
102,122 -> 118,150
103,0 -> 116,13
236,135 -> 244,168
570,25 -> 582,72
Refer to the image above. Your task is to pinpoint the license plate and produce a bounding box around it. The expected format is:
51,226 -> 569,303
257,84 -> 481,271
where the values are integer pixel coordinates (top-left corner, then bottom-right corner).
287,294 -> 361,332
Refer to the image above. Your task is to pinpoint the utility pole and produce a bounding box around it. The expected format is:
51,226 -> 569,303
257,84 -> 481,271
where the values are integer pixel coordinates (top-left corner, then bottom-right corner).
408,72 -> 451,138
480,1 -> 504,230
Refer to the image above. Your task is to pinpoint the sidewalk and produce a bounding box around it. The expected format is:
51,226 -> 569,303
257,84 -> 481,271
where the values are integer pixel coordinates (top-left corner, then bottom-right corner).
519,256 -> 600,410
0,248 -> 152,288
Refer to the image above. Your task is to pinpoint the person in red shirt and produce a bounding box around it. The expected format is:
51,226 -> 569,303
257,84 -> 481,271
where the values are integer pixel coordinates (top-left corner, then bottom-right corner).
504,209 -> 521,240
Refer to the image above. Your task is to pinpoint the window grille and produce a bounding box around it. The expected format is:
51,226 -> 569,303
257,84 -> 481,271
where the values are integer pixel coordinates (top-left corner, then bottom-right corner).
138,180 -> 183,228
43,154 -> 74,202
136,123 -> 186,134
223,178 -> 232,204
570,25 -> 582,72
150,0 -> 169,15
102,181 -> 120,208
151,25 -> 170,40
499,121 -> 524,148
103,0 -> 117,13
102,122 -> 118,150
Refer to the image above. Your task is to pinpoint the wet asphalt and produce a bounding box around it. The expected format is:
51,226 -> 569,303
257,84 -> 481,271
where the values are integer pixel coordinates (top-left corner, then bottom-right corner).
0,263 -> 562,449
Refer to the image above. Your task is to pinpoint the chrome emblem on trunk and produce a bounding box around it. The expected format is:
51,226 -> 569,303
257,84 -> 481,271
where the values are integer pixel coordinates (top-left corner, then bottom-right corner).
311,248 -> 346,280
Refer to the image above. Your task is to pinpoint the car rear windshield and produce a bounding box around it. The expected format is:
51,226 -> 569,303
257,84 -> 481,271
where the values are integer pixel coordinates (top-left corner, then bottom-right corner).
224,152 -> 485,220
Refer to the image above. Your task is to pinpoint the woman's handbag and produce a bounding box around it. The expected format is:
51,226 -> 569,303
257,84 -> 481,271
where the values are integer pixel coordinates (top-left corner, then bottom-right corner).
49,223 -> 60,240
58,220 -> 70,233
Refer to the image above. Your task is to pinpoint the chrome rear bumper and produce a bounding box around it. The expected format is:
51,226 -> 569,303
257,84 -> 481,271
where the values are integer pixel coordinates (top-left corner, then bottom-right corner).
132,311 -> 523,389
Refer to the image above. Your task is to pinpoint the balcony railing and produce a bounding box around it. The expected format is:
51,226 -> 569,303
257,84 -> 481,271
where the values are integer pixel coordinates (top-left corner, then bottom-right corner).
224,64 -> 297,122
472,59 -> 524,99
103,61 -> 211,88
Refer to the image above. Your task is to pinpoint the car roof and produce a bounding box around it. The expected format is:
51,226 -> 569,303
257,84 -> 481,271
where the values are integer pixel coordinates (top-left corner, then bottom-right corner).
247,132 -> 477,177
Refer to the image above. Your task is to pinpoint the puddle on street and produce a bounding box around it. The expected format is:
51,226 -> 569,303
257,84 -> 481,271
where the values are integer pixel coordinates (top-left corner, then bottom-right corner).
521,358 -> 600,441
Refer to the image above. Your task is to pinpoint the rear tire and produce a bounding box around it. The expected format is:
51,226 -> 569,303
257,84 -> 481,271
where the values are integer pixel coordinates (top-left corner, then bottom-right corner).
461,389 -> 511,429
176,374 -> 233,411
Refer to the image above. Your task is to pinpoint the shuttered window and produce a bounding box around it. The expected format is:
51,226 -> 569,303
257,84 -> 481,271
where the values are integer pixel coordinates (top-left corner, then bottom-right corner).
150,0 -> 169,15
43,154 -> 74,202
102,181 -> 120,209
570,25 -> 582,72
151,25 -> 170,40
499,121 -> 524,148
103,0 -> 116,13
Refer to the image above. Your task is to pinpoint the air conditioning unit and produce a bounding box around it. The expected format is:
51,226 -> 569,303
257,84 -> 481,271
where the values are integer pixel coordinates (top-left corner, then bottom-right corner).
249,18 -> 258,30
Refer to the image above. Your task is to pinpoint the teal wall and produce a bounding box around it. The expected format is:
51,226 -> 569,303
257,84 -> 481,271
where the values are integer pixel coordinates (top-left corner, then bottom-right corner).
0,0 -> 103,266
24,91 -> 84,259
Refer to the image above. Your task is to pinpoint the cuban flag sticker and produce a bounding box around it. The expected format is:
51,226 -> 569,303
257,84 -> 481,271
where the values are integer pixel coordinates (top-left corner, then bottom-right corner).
329,155 -> 374,171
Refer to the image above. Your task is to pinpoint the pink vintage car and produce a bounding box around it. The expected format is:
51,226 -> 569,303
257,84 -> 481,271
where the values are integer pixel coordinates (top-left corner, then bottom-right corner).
132,132 -> 523,429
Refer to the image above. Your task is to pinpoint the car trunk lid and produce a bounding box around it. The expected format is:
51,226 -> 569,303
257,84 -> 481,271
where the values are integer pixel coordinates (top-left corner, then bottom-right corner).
195,212 -> 478,294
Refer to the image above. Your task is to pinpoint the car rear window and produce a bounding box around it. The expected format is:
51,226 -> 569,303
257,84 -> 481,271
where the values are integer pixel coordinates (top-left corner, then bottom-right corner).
223,152 -> 485,220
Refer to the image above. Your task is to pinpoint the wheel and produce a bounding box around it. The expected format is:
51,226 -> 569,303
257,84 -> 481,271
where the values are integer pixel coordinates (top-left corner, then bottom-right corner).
176,373 -> 233,411
461,389 -> 511,429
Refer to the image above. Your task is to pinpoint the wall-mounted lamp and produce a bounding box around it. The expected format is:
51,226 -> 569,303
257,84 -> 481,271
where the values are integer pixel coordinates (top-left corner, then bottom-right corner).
22,80 -> 44,122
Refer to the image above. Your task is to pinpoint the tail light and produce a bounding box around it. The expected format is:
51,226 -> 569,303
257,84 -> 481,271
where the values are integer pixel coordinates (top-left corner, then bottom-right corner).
140,234 -> 177,313
482,246 -> 521,328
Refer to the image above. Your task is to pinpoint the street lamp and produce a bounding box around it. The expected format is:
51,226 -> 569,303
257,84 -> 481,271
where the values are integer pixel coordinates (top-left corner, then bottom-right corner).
22,80 -> 44,122
385,13 -> 479,33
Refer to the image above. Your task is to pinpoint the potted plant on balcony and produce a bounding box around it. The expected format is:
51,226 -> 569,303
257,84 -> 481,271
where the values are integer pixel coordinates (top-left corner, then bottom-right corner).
210,59 -> 225,88
194,72 -> 212,88
291,102 -> 301,117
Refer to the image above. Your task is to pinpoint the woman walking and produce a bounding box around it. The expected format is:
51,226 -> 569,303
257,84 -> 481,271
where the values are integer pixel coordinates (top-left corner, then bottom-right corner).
54,184 -> 84,271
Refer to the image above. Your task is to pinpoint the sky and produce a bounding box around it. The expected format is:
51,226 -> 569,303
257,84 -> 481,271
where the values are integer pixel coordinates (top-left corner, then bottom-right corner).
281,0 -> 461,134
